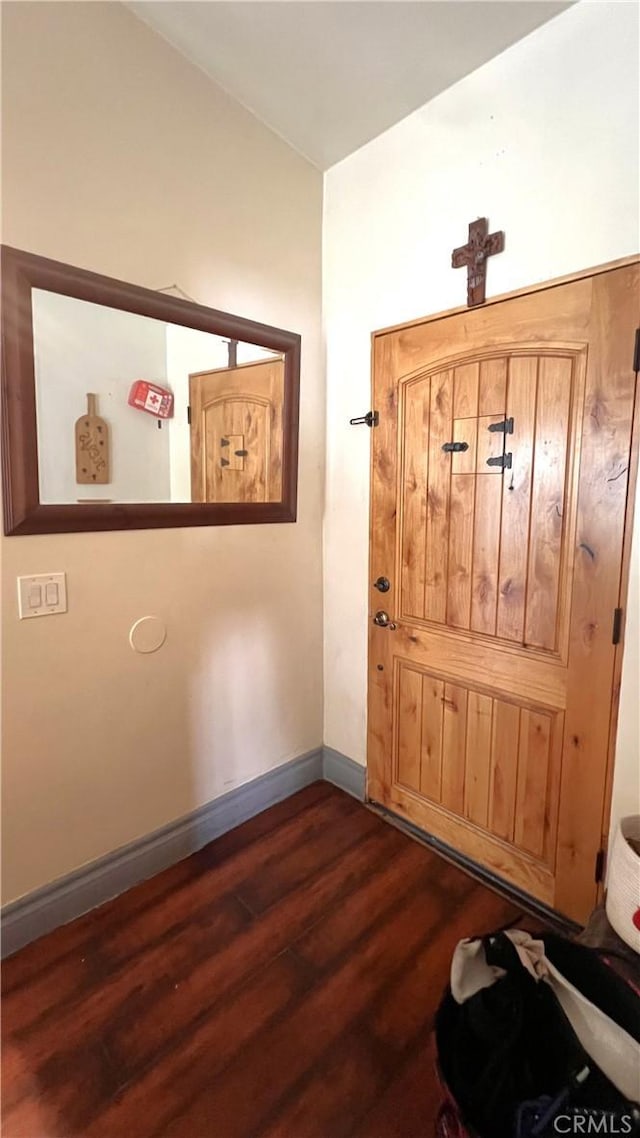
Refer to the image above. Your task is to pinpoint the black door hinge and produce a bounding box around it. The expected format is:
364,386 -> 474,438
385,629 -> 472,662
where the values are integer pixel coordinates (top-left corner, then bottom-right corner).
187,405 -> 191,425
634,328 -> 640,374
488,417 -> 514,435
612,607 -> 623,645
595,848 -> 606,884
350,411 -> 379,427
486,452 -> 512,470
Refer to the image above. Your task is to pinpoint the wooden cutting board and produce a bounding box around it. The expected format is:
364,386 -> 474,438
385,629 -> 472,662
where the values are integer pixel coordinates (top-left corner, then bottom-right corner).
75,393 -> 110,484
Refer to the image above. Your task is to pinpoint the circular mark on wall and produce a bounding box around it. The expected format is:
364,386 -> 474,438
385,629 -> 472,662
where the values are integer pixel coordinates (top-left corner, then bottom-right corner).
129,616 -> 167,654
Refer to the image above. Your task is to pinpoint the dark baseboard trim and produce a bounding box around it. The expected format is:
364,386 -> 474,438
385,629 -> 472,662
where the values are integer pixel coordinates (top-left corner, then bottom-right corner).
1,748 -> 323,958
322,746 -> 366,800
6,745 -> 566,959
369,800 -> 581,937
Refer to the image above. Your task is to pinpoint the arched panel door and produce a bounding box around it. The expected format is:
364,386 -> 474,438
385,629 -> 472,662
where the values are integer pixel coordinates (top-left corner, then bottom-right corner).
189,358 -> 284,503
368,262 -> 639,923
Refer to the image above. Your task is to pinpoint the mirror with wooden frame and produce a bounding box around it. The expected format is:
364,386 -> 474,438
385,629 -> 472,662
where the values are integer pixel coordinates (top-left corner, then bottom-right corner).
1,246 -> 301,534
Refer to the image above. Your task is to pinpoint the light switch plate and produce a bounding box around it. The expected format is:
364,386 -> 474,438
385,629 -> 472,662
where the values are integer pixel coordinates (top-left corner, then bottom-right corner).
17,573 -> 67,619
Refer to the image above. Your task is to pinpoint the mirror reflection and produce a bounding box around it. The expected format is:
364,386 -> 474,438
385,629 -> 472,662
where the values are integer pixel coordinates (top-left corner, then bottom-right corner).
32,289 -> 284,505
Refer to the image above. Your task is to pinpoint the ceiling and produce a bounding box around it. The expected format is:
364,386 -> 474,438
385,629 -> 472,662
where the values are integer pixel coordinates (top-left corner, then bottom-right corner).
127,1 -> 571,170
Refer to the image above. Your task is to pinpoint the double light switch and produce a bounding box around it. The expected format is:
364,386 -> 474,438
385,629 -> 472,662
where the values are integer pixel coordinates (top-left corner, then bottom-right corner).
17,573 -> 67,619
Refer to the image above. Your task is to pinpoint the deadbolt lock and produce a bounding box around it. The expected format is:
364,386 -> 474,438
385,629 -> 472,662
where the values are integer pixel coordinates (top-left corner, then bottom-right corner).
374,576 -> 390,593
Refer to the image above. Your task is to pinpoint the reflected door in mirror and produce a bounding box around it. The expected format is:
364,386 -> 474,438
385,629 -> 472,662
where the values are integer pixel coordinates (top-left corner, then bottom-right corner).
189,358 -> 284,503
1,244 -> 300,533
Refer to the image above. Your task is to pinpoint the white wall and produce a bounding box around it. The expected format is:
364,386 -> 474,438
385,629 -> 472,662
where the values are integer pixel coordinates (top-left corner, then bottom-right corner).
33,290 -> 171,504
609,526 -> 640,830
323,1 -> 640,843
1,1 -> 323,903
166,325 -> 229,502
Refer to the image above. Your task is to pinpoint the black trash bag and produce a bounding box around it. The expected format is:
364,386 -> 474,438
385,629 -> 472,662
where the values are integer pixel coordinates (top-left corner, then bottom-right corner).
435,931 -> 640,1138
542,933 -> 640,1044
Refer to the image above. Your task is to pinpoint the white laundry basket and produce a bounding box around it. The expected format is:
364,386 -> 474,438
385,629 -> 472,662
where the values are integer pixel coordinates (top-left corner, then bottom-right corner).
605,815 -> 640,954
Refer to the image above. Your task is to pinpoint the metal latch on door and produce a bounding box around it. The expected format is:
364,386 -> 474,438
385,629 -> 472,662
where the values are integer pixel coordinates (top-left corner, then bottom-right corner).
373,610 -> 397,630
349,411 -> 379,427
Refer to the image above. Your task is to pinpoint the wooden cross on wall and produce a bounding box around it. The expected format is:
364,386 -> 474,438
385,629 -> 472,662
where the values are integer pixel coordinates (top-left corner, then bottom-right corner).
452,217 -> 505,307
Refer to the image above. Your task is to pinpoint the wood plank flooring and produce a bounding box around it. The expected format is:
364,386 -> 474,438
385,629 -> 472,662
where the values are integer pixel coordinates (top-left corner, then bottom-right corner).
2,782 -> 539,1137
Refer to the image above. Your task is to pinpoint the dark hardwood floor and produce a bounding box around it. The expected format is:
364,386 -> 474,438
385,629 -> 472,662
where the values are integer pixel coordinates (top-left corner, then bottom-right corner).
2,782 -> 539,1137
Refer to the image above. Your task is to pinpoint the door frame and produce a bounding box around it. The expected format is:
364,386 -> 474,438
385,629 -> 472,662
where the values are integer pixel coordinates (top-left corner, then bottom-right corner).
367,254 -> 640,901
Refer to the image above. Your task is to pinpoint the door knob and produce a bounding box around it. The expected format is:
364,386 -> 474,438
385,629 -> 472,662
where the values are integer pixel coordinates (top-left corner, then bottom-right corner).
374,576 -> 390,593
373,610 -> 396,630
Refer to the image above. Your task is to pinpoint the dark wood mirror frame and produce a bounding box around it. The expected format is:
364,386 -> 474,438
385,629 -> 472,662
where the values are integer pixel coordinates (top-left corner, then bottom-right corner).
1,245 -> 301,535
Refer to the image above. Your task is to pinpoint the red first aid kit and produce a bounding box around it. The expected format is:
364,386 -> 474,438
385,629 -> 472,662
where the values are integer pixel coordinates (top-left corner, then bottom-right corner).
128,380 -> 174,419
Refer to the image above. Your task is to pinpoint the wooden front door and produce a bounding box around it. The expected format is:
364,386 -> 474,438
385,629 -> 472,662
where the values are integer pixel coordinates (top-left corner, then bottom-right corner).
368,261 -> 639,923
189,358 -> 284,503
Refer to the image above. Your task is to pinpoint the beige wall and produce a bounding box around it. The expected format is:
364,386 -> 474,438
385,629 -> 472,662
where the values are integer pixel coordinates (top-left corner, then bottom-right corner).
3,0 -> 638,910
1,1 -> 324,902
323,1 -> 640,844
